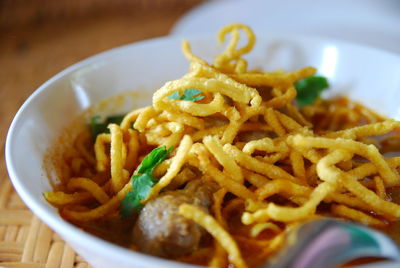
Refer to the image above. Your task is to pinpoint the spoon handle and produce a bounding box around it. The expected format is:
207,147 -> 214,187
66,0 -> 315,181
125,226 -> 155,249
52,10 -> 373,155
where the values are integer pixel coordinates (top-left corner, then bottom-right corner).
267,219 -> 400,268
353,261 -> 400,268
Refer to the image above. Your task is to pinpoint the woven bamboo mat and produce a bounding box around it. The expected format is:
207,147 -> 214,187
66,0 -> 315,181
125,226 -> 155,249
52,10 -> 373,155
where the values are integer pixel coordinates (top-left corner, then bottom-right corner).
0,179 -> 91,268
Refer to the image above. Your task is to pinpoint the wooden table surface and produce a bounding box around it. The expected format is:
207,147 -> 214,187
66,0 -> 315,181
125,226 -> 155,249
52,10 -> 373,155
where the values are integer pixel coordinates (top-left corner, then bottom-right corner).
0,1 -> 204,182
0,2 -> 203,266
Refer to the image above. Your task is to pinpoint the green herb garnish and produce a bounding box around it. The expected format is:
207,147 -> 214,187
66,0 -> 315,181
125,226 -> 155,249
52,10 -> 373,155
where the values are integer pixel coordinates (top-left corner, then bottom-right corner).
168,88 -> 205,102
295,76 -> 329,108
120,146 -> 173,218
90,114 -> 126,140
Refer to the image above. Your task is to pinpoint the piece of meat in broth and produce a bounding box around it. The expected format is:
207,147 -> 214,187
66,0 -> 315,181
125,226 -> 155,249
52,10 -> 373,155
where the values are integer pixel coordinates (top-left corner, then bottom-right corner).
132,180 -> 217,258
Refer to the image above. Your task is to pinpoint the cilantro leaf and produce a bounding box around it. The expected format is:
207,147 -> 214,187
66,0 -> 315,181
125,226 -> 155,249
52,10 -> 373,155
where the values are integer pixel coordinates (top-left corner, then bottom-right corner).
120,146 -> 173,218
90,114 -> 127,140
181,88 -> 205,101
168,88 -> 204,102
132,173 -> 155,208
120,192 -> 140,218
90,115 -> 107,139
138,146 -> 173,174
106,115 -> 126,125
120,173 -> 156,218
168,91 -> 181,100
295,76 -> 329,108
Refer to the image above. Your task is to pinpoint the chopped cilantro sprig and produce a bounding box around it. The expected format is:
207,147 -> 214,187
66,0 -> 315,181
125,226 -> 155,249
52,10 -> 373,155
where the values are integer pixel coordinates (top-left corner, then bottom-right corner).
120,146 -> 173,218
295,76 -> 329,108
168,88 -> 204,102
90,114 -> 127,140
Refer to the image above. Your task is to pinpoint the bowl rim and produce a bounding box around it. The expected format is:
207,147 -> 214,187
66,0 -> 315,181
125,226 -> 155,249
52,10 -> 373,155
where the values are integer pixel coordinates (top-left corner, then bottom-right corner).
5,32 -> 400,267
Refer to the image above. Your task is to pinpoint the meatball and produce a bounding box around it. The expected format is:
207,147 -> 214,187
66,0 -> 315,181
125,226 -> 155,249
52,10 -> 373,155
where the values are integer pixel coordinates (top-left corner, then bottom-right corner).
132,180 -> 217,258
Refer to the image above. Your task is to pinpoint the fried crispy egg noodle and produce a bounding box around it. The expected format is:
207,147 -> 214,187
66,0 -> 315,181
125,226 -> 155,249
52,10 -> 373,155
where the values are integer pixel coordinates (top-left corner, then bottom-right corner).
45,24 -> 400,267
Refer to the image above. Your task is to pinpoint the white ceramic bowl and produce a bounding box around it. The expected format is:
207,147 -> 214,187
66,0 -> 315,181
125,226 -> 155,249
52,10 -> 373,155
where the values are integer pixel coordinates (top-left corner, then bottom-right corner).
6,32 -> 400,268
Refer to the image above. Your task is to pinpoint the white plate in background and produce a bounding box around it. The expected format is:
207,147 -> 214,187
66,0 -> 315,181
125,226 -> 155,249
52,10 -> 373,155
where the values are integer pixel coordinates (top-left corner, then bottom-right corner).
172,0 -> 400,54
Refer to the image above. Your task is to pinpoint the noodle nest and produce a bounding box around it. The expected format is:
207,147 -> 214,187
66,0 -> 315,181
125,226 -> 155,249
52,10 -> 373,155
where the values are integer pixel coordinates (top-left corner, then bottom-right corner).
45,24 -> 400,268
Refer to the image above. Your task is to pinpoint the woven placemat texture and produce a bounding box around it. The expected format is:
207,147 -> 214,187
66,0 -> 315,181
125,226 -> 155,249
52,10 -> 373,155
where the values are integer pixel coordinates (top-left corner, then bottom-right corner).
0,179 -> 92,268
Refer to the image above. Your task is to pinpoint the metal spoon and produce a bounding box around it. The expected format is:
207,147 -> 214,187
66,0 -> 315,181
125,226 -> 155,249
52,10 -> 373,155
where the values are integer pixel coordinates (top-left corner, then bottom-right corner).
264,218 -> 400,268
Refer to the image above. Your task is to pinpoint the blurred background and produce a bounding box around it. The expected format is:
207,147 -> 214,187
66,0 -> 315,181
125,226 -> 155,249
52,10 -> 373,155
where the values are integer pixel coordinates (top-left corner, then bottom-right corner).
0,0 -> 204,180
